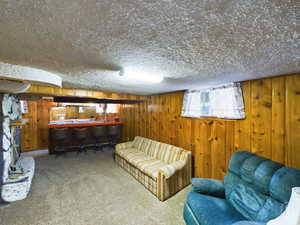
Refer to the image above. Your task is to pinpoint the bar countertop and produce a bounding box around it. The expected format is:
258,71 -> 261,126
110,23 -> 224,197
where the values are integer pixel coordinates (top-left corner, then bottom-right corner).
48,119 -> 123,128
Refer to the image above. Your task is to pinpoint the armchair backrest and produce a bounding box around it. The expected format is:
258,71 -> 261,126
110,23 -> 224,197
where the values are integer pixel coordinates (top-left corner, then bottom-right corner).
224,151 -> 300,223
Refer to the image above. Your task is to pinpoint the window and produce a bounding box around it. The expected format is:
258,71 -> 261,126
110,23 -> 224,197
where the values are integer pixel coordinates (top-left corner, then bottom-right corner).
181,83 -> 245,119
78,106 -> 85,113
106,104 -> 118,114
96,104 -> 105,113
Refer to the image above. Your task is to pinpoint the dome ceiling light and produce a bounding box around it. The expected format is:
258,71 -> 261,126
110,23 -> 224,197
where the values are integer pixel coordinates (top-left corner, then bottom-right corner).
118,68 -> 163,83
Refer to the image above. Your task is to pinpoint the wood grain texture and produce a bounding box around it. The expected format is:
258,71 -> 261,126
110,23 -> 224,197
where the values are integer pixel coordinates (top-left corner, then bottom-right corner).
251,79 -> 272,157
271,77 -> 286,164
286,75 -> 300,168
21,86 -> 127,151
21,101 -> 38,151
234,81 -> 251,152
27,85 -> 139,100
120,74 -> 300,179
22,74 -> 300,175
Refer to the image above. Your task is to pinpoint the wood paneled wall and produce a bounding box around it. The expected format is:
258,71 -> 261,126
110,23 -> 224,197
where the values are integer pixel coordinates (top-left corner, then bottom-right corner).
22,99 -> 53,151
21,86 -> 137,152
22,100 -> 120,152
120,74 -> 300,179
49,105 -> 119,121
27,85 -> 138,100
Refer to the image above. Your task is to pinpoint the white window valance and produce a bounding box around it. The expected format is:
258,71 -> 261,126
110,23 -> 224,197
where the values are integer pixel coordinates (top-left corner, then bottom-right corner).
181,83 -> 245,119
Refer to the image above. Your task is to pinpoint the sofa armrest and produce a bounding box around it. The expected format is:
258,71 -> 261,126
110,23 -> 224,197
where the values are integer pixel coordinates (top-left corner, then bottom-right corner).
192,178 -> 225,198
2,176 -> 29,185
159,161 -> 186,179
157,151 -> 191,201
115,141 -> 133,151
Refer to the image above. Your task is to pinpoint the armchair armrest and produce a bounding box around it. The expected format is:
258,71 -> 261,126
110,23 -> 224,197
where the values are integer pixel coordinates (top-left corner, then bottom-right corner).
233,222 -> 266,225
159,161 -> 186,179
192,178 -> 225,198
116,141 -> 133,151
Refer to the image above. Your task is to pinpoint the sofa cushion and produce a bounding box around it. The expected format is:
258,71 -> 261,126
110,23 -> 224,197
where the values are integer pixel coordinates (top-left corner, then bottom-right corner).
148,140 -> 163,158
132,136 -> 147,151
228,151 -> 254,176
126,152 -> 152,168
132,137 -> 184,164
141,139 -> 154,155
184,192 -> 245,225
118,149 -> 168,180
152,143 -> 183,163
116,148 -> 140,158
253,160 -> 283,195
132,136 -> 156,155
240,156 -> 268,184
139,159 -> 168,179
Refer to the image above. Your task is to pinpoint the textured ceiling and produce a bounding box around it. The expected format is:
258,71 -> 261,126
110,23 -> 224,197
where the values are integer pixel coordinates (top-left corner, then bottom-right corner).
0,0 -> 299,95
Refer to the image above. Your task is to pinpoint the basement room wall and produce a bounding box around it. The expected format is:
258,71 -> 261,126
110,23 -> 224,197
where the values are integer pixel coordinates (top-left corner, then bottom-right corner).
120,73 -> 300,179
21,86 -> 138,152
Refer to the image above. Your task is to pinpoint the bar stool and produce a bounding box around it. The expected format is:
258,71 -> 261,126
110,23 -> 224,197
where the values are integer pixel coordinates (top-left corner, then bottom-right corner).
107,125 -> 121,147
73,127 -> 88,154
91,126 -> 107,152
52,128 -> 70,158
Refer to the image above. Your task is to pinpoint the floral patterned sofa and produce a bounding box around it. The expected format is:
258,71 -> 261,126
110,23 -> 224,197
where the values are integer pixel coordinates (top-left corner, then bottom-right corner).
115,136 -> 191,201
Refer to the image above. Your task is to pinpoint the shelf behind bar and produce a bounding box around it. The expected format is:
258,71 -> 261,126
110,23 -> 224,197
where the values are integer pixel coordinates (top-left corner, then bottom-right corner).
48,121 -> 123,129
53,96 -> 142,104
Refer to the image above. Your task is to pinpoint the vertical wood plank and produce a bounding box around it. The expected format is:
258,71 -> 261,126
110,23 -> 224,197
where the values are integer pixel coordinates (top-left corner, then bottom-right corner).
234,81 -> 251,152
37,100 -> 51,149
202,121 -> 212,178
225,121 -> 235,169
193,119 -> 201,177
211,121 -> 226,179
194,121 -> 211,178
286,75 -> 300,168
250,79 -> 272,158
21,101 -> 38,151
271,76 -> 286,164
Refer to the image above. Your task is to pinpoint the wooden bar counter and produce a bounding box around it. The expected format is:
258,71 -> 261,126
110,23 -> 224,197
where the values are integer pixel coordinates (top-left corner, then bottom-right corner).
48,119 -> 123,154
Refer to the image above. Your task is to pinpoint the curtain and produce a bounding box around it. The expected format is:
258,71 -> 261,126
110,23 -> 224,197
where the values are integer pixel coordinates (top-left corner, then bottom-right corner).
181,83 -> 245,119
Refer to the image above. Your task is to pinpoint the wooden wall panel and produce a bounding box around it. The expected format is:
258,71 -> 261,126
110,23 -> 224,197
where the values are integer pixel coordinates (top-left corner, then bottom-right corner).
36,100 -> 52,149
225,121 -> 235,169
234,81 -> 251,152
21,74 -> 300,176
197,121 -> 212,178
250,79 -> 272,158
286,76 -> 300,167
22,99 -> 53,151
21,85 -> 129,151
120,74 -> 300,179
271,77 -> 286,164
211,121 -> 226,180
27,85 -> 139,100
22,101 -> 38,151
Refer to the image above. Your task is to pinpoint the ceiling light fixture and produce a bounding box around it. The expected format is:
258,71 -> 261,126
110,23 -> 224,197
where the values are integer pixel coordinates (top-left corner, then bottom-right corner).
118,69 -> 163,83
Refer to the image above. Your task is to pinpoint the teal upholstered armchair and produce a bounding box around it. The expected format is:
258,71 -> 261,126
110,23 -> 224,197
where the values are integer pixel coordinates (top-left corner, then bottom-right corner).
183,151 -> 300,225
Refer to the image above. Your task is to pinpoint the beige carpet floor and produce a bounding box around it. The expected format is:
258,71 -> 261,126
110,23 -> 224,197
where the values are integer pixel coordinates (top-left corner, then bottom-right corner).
0,147 -> 190,225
